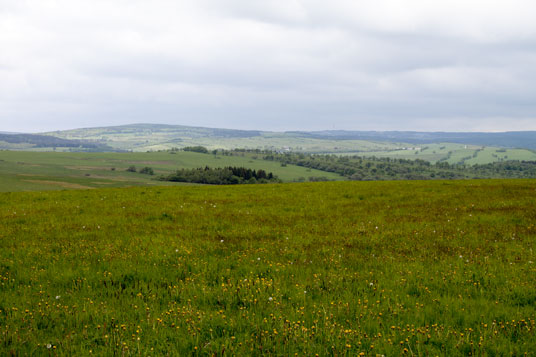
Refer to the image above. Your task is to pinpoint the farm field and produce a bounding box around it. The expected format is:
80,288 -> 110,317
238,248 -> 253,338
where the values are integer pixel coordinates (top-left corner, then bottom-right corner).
357,143 -> 536,165
1,180 -> 535,355
0,150 -> 342,192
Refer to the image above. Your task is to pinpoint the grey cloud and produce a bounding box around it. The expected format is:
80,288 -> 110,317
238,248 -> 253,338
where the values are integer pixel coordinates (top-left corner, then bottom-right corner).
1,0 -> 536,132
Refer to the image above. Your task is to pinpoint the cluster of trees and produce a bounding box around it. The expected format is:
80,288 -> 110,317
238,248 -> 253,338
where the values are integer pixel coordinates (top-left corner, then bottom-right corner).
126,166 -> 154,175
160,166 -> 280,185
210,149 -> 536,181
157,148 -> 536,184
183,146 -> 209,153
260,152 -> 462,180
262,152 -> 536,180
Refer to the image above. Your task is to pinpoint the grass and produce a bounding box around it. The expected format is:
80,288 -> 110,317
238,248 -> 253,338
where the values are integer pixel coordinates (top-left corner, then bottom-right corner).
1,179 -> 535,355
464,147 -> 536,165
0,150 -> 343,192
42,125 -> 405,153
359,143 -> 536,165
9,123 -> 536,164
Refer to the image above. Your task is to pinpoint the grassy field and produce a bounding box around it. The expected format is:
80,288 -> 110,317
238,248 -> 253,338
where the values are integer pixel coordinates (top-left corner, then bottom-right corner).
358,143 -> 536,165
1,180 -> 535,355
0,150 -> 343,192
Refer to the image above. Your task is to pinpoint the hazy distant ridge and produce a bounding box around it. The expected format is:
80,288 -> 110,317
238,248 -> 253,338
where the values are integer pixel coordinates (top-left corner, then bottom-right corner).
290,130 -> 536,149
44,123 -> 536,149
0,133 -> 117,151
25,123 -> 536,154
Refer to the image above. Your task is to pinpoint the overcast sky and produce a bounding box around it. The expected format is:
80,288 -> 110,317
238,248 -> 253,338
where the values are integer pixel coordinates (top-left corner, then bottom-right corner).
1,0 -> 536,133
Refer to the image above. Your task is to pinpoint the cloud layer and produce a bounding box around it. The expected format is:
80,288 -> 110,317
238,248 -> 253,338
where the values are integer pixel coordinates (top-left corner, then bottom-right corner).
1,0 -> 536,132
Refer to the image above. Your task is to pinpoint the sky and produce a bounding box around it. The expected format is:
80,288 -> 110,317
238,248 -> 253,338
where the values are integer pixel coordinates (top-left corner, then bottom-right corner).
1,0 -> 536,133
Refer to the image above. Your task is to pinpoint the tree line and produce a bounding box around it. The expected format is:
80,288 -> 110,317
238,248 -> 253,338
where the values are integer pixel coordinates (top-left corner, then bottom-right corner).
260,152 -> 536,180
211,149 -> 536,181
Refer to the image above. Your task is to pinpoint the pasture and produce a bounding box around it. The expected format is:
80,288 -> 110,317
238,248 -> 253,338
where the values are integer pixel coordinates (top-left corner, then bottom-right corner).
0,150 -> 342,192
359,143 -> 536,165
1,180 -> 535,355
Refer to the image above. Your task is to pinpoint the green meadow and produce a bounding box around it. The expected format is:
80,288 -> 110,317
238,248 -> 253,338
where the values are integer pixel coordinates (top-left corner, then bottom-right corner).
0,150 -> 342,192
1,180 -> 535,355
359,143 -> 536,165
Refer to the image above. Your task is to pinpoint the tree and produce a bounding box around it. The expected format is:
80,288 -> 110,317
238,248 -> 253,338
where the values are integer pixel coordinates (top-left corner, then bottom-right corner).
183,146 -> 209,154
139,167 -> 154,175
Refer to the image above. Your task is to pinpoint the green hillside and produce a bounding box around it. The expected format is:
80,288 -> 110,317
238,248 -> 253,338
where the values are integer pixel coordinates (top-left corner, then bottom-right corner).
359,143 -> 536,164
38,124 -> 536,164
43,124 -> 404,154
0,150 -> 343,192
1,180 -> 535,355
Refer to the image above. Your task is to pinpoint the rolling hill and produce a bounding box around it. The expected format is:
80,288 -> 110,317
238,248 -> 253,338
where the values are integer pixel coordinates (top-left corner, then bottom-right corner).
2,123 -> 536,164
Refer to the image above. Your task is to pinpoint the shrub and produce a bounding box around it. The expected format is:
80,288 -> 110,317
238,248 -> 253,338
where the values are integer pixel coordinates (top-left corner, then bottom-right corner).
183,146 -> 209,154
139,167 -> 154,175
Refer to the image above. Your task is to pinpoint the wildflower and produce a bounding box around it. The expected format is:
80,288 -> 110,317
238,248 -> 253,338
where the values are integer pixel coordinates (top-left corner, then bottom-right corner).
47,344 -> 52,349
55,296 -> 60,300
369,282 -> 374,286
257,257 -> 260,261
268,297 -> 273,301
220,240 -> 224,243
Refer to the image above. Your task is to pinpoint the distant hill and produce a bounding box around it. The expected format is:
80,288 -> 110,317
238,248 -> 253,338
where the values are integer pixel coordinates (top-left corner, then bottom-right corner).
43,123 -> 536,149
291,130 -> 536,149
42,124 -> 266,152
46,123 -> 261,139
25,123 -> 536,164
0,133 -> 118,151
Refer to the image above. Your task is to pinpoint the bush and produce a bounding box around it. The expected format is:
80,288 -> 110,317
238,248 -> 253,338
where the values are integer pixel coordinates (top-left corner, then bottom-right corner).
139,167 -> 154,175
126,166 -> 136,172
183,146 -> 209,154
